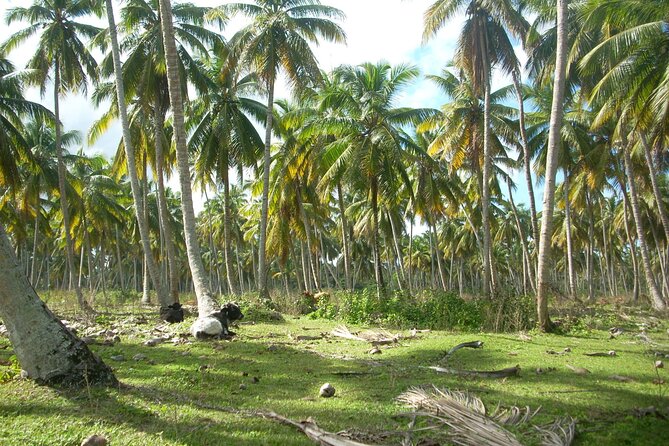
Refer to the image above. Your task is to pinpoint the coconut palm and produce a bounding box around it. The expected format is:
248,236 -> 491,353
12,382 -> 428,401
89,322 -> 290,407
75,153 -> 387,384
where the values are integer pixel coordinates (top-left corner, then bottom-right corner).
189,50 -> 265,295
304,62 -> 433,296
424,0 -> 528,297
216,0 -> 346,299
156,0 -> 220,319
102,0 -> 173,308
3,0 -> 102,311
536,0 -> 569,332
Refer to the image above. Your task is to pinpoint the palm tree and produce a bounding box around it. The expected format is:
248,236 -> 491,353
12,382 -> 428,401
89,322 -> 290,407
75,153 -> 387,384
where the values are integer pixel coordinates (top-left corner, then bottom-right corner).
0,223 -> 117,386
0,56 -> 53,191
3,0 -> 101,311
156,0 -> 220,318
306,62 -> 432,296
190,51 -> 265,296
536,0 -> 569,332
103,0 -> 173,309
424,0 -> 528,297
217,0 -> 346,300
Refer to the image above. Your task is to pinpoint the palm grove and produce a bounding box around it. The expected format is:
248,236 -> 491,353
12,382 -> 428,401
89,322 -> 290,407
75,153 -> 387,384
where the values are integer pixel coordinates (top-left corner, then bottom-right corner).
1,0 -> 668,384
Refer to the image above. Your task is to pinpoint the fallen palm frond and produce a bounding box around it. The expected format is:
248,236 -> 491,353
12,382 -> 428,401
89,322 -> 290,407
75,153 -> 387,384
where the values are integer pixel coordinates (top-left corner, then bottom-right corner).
428,365 -> 520,379
490,404 -> 541,425
331,325 -> 400,345
398,386 -> 576,446
536,418 -> 577,446
398,387 -> 524,446
259,411 -> 375,446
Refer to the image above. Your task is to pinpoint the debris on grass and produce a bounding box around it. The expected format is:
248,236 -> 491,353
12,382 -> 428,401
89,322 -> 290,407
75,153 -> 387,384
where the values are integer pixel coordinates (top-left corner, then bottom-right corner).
584,351 -> 616,357
398,386 -> 576,446
428,365 -> 520,379
260,412 -> 373,446
565,365 -> 590,375
443,340 -> 484,361
331,326 -> 401,345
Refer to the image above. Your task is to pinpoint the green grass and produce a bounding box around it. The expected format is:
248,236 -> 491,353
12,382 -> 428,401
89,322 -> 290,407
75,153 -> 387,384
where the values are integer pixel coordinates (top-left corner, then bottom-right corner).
0,300 -> 668,445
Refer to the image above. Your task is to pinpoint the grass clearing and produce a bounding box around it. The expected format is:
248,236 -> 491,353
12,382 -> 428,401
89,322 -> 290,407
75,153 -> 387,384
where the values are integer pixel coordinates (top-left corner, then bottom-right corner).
1,300 -> 668,445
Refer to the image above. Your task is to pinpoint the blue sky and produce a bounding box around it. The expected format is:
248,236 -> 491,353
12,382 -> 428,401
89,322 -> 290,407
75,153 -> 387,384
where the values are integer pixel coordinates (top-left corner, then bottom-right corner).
1,0 -> 541,211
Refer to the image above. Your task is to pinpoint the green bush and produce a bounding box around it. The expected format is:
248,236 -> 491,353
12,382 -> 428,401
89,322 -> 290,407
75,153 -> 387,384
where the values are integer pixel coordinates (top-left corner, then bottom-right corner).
307,288 -> 536,332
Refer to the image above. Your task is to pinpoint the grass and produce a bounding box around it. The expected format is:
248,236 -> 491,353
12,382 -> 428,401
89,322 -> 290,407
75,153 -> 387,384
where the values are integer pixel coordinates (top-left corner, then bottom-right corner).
0,295 -> 668,445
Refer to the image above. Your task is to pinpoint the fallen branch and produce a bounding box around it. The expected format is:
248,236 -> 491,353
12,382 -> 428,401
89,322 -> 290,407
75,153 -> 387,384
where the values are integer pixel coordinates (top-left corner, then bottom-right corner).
443,340 -> 484,361
260,411 -> 375,446
331,326 -> 400,345
428,365 -> 520,379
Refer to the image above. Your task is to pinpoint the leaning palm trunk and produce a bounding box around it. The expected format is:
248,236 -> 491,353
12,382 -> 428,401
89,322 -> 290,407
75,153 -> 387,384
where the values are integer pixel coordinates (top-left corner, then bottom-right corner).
53,65 -> 88,311
640,133 -> 669,244
622,142 -> 665,310
157,0 -> 218,317
106,0 -> 171,307
257,75 -> 276,301
621,189 -> 639,301
153,99 -> 180,302
0,224 -> 116,386
537,0 -> 569,332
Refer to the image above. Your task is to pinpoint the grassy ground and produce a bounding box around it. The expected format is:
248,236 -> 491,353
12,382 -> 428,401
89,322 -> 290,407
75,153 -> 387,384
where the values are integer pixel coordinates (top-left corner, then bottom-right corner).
0,297 -> 668,445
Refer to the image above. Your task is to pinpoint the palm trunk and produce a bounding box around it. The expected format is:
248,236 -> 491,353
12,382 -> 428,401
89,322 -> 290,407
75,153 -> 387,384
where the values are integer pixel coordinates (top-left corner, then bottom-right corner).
157,0 -> 218,317
563,170 -> 576,298
388,211 -> 407,288
106,0 -> 170,307
153,98 -> 180,302
429,217 -> 447,291
585,188 -> 595,301
512,71 -> 539,245
537,0 -> 569,331
481,58 -> 493,298
257,75 -> 275,300
336,182 -> 352,290
370,177 -> 385,297
0,224 -> 116,386
640,133 -> 669,243
508,182 -> 535,291
622,141 -> 665,310
53,63 -> 87,311
115,225 -> 125,291
31,217 -> 39,286
222,168 -> 239,295
296,178 -> 320,290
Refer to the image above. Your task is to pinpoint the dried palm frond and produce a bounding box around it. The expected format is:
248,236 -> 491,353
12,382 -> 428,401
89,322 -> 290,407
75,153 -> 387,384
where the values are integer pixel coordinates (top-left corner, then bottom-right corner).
490,404 -> 541,425
398,387 -> 524,446
536,417 -> 577,446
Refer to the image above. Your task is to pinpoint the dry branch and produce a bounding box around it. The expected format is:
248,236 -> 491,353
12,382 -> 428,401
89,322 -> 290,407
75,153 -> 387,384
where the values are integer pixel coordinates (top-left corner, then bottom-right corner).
260,411 -> 375,446
444,341 -> 484,361
331,326 -> 400,345
428,365 -> 520,379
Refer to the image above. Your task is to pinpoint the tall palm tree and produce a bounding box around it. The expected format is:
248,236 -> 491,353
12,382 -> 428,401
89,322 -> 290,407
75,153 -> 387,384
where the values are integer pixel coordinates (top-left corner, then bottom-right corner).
217,0 -> 346,299
189,51 -> 265,296
156,0 -> 220,318
103,0 -> 173,309
424,0 -> 527,297
3,0 -> 101,311
536,0 -> 569,332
